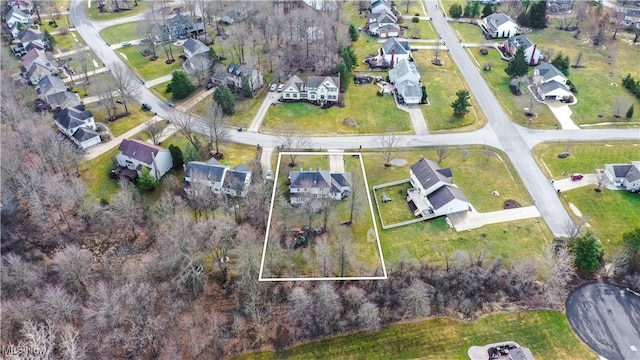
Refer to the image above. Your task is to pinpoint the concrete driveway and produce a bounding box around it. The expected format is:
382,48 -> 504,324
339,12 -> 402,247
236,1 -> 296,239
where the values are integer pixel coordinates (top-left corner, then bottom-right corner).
248,93 -> 280,132
547,102 -> 580,130
553,174 -> 597,192
566,283 -> 640,360
447,205 -> 540,231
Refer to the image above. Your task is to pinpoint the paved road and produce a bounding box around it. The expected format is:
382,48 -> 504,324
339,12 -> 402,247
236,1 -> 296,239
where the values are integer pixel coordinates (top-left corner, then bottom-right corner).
566,283 -> 640,360
425,0 -> 576,236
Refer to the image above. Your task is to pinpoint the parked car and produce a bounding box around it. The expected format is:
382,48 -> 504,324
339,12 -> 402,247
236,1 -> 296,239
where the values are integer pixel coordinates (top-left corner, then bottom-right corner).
206,82 -> 214,90
571,174 -> 584,181
265,169 -> 272,181
277,84 -> 284,92
141,103 -> 151,111
121,41 -> 131,47
167,102 -> 174,107
558,152 -> 570,159
269,83 -> 277,91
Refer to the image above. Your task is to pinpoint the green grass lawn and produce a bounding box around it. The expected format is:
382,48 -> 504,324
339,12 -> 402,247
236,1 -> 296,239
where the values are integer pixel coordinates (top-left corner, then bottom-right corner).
262,81 -> 412,135
99,22 -> 145,44
412,51 -> 487,131
88,105 -> 154,137
53,31 -> 87,53
87,1 -> 148,21
117,44 -> 184,80
80,148 -> 120,202
192,85 -> 271,128
149,81 -> 172,103
161,133 -> 258,166
532,141 -> 640,251
405,18 -> 437,40
235,311 -> 596,360
397,1 -> 426,16
373,182 -> 415,225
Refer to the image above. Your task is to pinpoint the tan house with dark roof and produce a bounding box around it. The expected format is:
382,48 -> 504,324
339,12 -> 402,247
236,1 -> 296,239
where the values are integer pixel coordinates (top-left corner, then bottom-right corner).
115,139 -> 173,180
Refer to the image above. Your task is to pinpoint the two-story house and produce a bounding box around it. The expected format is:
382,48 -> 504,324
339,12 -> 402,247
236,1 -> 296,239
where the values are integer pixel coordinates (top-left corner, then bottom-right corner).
11,28 -> 45,56
482,12 -> 519,38
184,158 -> 252,197
116,139 -> 173,180
5,6 -> 31,29
36,74 -> 81,109
381,37 -> 412,66
182,38 -> 209,59
226,63 -> 264,92
289,167 -> 351,205
22,49 -> 60,85
502,35 -> 541,65
52,105 -> 102,149
281,75 -> 340,104
407,157 -> 471,217
533,62 -> 573,101
150,14 -> 205,44
368,8 -> 400,38
389,58 -> 423,105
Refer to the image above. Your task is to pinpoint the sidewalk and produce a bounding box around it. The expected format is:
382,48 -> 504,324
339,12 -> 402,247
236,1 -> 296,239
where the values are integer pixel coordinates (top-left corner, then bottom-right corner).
63,67 -> 109,83
144,74 -> 173,88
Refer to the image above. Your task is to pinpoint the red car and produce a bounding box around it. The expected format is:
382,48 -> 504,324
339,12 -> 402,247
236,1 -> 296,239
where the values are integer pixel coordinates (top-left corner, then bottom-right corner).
571,174 -> 584,181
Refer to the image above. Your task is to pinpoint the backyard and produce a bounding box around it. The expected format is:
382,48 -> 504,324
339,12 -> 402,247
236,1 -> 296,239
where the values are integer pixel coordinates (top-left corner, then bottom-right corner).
234,311 -> 596,360
117,44 -> 184,80
261,82 -> 412,134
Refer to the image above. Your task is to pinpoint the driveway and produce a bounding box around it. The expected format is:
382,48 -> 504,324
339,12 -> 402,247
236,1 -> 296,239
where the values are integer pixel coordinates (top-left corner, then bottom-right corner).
248,92 -> 280,132
566,283 -> 640,360
328,149 -> 345,173
397,103 -> 429,135
547,102 -> 580,130
553,174 -> 597,192
447,205 -> 540,231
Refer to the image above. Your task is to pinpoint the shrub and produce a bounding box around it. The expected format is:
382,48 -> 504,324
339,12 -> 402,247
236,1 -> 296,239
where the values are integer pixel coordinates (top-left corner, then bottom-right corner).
412,17 -> 420,23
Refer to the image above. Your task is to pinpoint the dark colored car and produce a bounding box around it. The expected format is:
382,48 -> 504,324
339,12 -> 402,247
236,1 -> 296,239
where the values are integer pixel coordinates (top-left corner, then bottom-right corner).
571,174 -> 584,181
141,103 -> 151,111
206,82 -> 214,90
558,152 -> 570,159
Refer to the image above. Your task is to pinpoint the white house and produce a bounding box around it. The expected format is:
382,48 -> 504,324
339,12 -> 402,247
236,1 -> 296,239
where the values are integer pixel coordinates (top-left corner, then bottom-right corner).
5,6 -> 31,29
226,63 -> 264,92
407,157 -> 471,217
536,81 -> 573,101
289,168 -> 351,205
368,9 -> 398,37
370,0 -> 392,14
281,75 -> 340,103
604,162 -> 640,192
502,35 -> 541,65
184,159 -> 252,197
533,62 -> 572,100
389,58 -> 422,105
116,139 -> 173,180
182,38 -> 209,59
52,105 -> 102,150
36,74 -> 81,109
9,0 -> 33,13
482,12 -> 519,38
533,62 -> 567,86
381,37 -> 412,66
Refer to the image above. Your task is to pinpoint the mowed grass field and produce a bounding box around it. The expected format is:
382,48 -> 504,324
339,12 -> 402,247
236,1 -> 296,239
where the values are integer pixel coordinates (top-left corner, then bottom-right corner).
87,1 -> 147,21
117,44 -> 184,80
533,141 -> 640,252
100,22 -> 145,44
261,81 -> 412,134
235,311 -> 597,360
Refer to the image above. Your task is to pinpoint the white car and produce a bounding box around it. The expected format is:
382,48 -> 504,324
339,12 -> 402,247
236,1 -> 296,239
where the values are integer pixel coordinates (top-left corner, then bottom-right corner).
269,83 -> 277,91
265,170 -> 273,181
277,84 -> 284,92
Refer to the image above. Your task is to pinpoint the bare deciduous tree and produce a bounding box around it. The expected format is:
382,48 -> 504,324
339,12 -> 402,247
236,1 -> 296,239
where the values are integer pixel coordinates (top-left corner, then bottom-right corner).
289,286 -> 313,339
111,63 -> 140,114
60,324 -> 86,360
204,101 -> 229,157
278,124 -> 311,167
375,131 -> 400,166
436,145 -> 450,164
357,301 -> 381,331
144,120 -> 165,145
169,110 -> 202,152
53,244 -> 94,295
312,283 -> 342,335
401,278 -> 433,317
1,253 -> 44,298
109,181 -> 141,239
315,237 -> 333,277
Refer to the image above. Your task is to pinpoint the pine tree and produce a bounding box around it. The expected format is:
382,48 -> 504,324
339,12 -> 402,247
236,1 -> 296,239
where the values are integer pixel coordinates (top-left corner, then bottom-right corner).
570,231 -> 603,276
626,104 -> 634,119
338,60 -> 350,92
348,24 -> 359,42
213,85 -> 236,115
450,89 -> 472,117
449,3 -> 463,18
137,168 -> 158,192
551,52 -> 570,76
168,70 -> 195,100
241,76 -> 253,99
505,46 -> 529,78
482,3 -> 494,17
43,29 -> 56,51
169,144 -> 184,170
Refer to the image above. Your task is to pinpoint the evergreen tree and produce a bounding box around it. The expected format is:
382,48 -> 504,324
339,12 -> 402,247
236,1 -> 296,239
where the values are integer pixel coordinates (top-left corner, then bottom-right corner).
338,60 -> 350,92
569,231 -> 603,276
137,168 -> 158,192
518,1 -> 548,29
169,144 -> 184,170
450,89 -> 472,117
339,46 -> 357,70
449,3 -> 463,18
482,3 -> 494,17
43,29 -> 56,51
463,2 -> 473,17
349,24 -> 359,42
470,1 -> 481,17
183,143 -> 201,163
551,52 -> 570,76
505,46 -> 529,78
626,104 -> 634,119
208,46 -> 220,68
241,76 -> 253,99
213,85 -> 236,115
168,70 -> 195,100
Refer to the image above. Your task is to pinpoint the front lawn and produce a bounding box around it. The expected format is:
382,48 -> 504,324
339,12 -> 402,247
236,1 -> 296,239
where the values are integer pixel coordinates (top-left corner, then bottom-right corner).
53,31 -> 87,53
99,22 -> 145,44
87,1 -> 148,21
412,51 -> 487,131
88,105 -> 154,137
234,311 -> 596,360
117,44 -> 184,80
450,21 -> 493,44
149,81 -> 172,103
262,82 -> 412,134
192,85 -> 271,128
404,18 -> 437,40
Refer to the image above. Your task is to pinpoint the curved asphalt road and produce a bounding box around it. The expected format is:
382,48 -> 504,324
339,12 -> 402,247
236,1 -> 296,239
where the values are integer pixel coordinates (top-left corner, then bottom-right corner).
71,0 -> 639,237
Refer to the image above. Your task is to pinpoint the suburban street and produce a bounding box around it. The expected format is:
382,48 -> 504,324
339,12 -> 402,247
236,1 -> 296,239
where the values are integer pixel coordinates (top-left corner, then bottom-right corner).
70,0 -> 639,238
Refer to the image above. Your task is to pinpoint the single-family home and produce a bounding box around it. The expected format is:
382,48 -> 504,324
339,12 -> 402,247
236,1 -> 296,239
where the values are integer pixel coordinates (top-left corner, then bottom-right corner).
210,63 -> 227,86
406,157 -> 471,217
116,139 -> 173,180
623,9 -> 640,29
52,104 -> 101,149
389,58 -> 423,105
289,167 -> 351,205
9,0 -> 33,13
281,75 -> 340,103
226,63 -> 264,92
5,6 -> 31,29
370,0 -> 392,14
36,74 -> 81,109
381,37 -> 412,66
150,14 -> 205,44
502,35 -> 541,65
182,38 -> 209,59
368,8 -> 399,37
11,28 -> 45,56
604,162 -> 640,192
533,62 -> 572,100
219,3 -> 255,25
24,53 -> 59,85
184,159 -> 252,197
21,48 -> 52,74
481,12 -> 519,38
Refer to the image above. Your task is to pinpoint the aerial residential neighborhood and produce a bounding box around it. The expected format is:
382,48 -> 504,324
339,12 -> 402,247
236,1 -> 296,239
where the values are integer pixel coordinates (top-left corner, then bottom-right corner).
1,0 -> 639,359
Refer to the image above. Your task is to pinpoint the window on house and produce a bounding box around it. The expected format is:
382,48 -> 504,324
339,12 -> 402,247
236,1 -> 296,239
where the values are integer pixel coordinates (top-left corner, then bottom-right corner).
320,95 -> 325,99
329,95 -> 336,100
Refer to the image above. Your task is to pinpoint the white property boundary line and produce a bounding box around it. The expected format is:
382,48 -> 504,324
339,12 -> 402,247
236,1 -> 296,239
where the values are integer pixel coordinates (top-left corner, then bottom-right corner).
258,152 -> 388,281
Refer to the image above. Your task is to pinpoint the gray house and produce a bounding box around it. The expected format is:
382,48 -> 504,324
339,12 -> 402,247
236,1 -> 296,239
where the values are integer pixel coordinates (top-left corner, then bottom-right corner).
184,158 -> 252,197
289,167 -> 351,205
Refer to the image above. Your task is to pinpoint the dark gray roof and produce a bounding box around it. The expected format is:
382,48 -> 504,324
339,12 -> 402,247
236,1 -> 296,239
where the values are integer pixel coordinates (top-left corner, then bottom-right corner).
307,76 -> 339,89
612,164 -> 632,177
538,80 -> 569,94
37,74 -> 66,96
427,185 -> 470,210
382,37 -> 410,56
609,163 -> 640,181
392,59 -> 420,81
233,163 -> 251,172
283,75 -> 305,92
536,62 -> 566,81
370,9 -> 396,24
71,127 -> 100,143
53,105 -> 93,130
18,29 -> 42,43
290,170 -> 331,189
185,161 -> 226,182
118,138 -> 167,164
509,35 -> 534,49
227,62 -> 250,77
223,169 -> 249,189
484,13 -> 515,32
6,6 -> 30,21
331,173 -> 351,187
627,164 -> 640,182
410,158 -> 451,189
402,82 -> 423,98
183,38 -> 207,55
370,0 -> 392,10
378,23 -> 401,32
46,91 -> 81,109
24,41 -> 45,52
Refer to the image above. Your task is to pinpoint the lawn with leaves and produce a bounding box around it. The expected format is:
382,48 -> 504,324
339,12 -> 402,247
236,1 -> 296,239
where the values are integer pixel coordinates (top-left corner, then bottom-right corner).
262,82 -> 412,135
192,85 -> 271,129
117,44 -> 184,80
87,105 -> 154,137
99,22 -> 145,44
235,311 -> 596,360
412,51 -> 487,131
87,2 -> 148,21
53,31 -> 87,52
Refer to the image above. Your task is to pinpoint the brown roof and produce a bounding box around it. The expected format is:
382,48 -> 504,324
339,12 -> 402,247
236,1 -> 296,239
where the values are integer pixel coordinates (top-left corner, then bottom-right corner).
118,138 -> 167,164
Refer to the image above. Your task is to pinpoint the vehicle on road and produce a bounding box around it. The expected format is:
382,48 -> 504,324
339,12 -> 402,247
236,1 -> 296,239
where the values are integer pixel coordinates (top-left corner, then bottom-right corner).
167,102 -> 174,107
269,83 -> 277,91
571,174 -> 584,181
277,84 -> 284,92
558,152 -> 570,158
105,42 -> 111,46
141,103 -> 151,111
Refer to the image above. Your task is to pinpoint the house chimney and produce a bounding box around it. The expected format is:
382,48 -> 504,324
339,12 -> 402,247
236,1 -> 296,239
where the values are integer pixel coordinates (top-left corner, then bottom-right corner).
390,49 -> 395,67
530,43 -> 538,66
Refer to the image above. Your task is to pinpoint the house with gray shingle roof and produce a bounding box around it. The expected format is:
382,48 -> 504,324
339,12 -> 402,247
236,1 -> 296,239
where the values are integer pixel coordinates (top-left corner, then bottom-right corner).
289,167 -> 351,205
184,158 -> 252,197
53,104 -> 101,150
70,127 -> 101,150
368,8 -> 400,38
5,6 -> 31,29
225,62 -> 264,92
407,157 -> 471,217
533,61 -> 572,101
604,161 -> 640,192
182,38 -> 209,59
482,12 -> 519,38
389,58 -> 423,104
534,62 -> 567,85
281,74 -> 340,103
502,35 -> 541,65
381,37 -> 411,66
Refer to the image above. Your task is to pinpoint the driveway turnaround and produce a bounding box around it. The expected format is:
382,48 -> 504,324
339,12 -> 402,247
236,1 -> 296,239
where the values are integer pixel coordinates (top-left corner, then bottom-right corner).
566,283 -> 640,360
